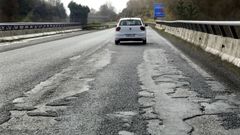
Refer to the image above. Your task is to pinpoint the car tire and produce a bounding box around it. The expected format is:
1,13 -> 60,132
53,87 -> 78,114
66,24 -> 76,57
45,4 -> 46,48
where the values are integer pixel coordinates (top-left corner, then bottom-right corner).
143,39 -> 147,45
115,40 -> 120,45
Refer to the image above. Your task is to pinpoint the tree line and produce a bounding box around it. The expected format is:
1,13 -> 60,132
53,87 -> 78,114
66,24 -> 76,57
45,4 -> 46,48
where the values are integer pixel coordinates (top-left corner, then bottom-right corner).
3,0 -> 237,23
88,2 -> 117,23
97,3 -> 117,22
119,0 -> 240,21
68,2 -> 118,24
0,0 -> 67,22
0,0 -> 117,24
68,1 -> 90,25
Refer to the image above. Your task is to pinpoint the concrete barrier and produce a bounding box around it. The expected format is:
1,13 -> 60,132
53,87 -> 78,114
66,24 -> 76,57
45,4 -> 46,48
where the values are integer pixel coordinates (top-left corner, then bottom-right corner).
0,23 -> 82,42
0,28 -> 82,42
156,20 -> 240,67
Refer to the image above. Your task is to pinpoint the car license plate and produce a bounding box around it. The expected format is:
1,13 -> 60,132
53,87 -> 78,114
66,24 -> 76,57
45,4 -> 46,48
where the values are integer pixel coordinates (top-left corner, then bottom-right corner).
126,34 -> 135,37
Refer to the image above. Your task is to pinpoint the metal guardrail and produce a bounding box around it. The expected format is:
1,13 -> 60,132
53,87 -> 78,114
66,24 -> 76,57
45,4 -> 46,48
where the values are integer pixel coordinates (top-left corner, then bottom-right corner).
83,24 -> 116,29
156,20 -> 240,39
0,22 -> 82,31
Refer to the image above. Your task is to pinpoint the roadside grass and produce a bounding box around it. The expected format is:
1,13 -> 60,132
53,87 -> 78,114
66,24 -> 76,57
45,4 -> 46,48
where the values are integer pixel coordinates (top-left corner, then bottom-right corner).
84,22 -> 116,30
144,18 -> 155,24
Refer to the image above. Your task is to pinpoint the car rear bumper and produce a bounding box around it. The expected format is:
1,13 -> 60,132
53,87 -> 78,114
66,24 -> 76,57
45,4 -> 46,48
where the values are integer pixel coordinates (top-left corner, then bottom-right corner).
115,33 -> 146,41
116,38 -> 145,41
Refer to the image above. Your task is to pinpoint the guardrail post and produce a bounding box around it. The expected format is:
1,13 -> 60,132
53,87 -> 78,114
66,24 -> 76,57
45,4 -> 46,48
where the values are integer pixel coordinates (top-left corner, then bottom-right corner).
199,24 -> 205,33
0,29 -> 2,38
219,25 -> 227,37
194,24 -> 199,31
229,26 -> 238,39
210,25 -> 217,35
204,25 -> 210,34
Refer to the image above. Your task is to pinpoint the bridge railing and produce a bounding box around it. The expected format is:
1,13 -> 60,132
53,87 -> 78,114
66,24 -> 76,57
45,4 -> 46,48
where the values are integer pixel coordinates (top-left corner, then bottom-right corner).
0,22 -> 82,31
155,20 -> 240,67
156,20 -> 240,39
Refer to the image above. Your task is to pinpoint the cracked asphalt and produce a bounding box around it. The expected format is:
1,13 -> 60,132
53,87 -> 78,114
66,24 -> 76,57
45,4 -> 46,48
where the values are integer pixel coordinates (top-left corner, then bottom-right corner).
0,27 -> 240,135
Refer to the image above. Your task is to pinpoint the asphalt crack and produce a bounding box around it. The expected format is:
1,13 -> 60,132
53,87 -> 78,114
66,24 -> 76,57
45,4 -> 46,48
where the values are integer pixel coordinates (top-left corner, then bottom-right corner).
0,47 -> 112,131
27,110 -> 59,117
137,83 -> 163,135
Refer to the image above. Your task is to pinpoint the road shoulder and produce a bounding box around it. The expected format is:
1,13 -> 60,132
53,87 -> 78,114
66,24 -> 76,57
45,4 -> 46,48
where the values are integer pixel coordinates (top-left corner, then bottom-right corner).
0,30 -> 95,53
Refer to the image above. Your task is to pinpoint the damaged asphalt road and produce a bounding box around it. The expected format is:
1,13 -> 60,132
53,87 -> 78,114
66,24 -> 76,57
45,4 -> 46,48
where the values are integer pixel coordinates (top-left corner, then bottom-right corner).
0,27 -> 240,135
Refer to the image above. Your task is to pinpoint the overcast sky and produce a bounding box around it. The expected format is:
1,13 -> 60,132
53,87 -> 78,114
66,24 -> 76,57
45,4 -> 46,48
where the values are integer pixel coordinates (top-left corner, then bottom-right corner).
62,0 -> 129,14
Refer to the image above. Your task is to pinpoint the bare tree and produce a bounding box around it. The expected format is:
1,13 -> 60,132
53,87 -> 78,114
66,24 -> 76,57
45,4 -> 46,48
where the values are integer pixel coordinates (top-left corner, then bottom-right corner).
97,3 -> 117,21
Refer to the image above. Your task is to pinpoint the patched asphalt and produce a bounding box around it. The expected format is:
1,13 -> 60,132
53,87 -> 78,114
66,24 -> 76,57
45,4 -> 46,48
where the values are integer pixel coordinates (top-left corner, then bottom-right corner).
1,27 -> 240,135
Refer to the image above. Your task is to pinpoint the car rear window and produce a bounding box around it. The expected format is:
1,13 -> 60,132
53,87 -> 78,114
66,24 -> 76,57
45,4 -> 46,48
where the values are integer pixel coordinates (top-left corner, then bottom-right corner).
119,20 -> 142,26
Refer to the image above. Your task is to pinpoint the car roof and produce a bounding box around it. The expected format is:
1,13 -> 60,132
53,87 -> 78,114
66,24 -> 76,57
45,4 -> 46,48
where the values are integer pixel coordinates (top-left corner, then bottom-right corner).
119,18 -> 142,21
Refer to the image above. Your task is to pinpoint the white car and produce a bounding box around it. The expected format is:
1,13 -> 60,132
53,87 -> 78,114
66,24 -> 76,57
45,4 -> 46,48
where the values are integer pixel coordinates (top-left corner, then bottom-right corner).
115,18 -> 147,45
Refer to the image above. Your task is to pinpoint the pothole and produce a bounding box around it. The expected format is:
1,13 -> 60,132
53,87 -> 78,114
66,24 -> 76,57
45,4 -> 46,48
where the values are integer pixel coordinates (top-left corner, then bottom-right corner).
138,91 -> 155,98
200,100 -> 236,114
0,110 -> 11,125
172,96 -> 189,99
12,106 -> 37,111
107,111 -> 138,120
118,130 -> 135,135
138,86 -> 163,135
106,111 -> 138,135
46,98 -> 73,107
27,110 -> 59,117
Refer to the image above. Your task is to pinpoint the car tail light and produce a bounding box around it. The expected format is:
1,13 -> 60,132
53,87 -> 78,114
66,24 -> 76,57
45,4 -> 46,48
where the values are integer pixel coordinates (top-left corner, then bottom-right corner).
116,27 -> 121,31
140,26 -> 145,31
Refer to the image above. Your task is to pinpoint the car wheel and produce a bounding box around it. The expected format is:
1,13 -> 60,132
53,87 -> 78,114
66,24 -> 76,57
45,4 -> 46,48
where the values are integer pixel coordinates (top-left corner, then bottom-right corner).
115,40 -> 120,45
143,39 -> 147,45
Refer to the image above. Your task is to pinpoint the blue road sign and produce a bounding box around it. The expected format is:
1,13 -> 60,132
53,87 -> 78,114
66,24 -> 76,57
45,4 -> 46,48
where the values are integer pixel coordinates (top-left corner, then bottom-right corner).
154,3 -> 165,18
